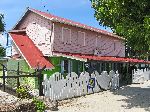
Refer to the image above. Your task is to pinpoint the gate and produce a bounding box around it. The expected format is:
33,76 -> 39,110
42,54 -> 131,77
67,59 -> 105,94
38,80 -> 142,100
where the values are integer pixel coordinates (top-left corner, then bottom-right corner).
0,63 -> 45,96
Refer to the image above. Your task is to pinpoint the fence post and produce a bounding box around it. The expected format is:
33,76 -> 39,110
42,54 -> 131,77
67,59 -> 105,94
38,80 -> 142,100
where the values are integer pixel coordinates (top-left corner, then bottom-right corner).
38,73 -> 44,96
17,62 -> 20,89
3,65 -> 6,92
37,66 -> 46,96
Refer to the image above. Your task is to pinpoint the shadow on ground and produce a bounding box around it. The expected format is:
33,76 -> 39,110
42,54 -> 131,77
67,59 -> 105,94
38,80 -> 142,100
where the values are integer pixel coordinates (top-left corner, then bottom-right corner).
0,84 -> 17,96
112,84 -> 150,112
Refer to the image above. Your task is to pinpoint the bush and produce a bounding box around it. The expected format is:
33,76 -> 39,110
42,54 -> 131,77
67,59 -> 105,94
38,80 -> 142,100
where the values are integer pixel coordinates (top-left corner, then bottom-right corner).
32,98 -> 46,112
16,86 -> 46,111
16,85 -> 31,99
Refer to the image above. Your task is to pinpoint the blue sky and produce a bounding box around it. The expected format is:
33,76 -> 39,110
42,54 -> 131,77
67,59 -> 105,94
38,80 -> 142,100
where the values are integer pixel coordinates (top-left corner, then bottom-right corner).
0,0 -> 111,47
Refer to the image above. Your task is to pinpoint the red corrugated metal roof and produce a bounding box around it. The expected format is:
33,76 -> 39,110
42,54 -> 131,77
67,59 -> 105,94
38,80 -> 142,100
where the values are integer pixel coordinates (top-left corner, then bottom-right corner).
10,32 -> 54,69
53,51 -> 149,64
29,8 -> 124,40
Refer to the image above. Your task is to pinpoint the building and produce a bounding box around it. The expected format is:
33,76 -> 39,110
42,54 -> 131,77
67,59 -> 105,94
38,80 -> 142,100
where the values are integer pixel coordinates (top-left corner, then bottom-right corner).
8,8 -> 149,81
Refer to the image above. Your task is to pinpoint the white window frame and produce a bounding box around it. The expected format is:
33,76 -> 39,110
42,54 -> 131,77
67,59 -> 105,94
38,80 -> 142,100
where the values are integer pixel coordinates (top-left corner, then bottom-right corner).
78,31 -> 85,46
61,60 -> 64,74
45,31 -> 51,42
61,60 -> 72,74
68,60 -> 73,73
62,27 -> 71,44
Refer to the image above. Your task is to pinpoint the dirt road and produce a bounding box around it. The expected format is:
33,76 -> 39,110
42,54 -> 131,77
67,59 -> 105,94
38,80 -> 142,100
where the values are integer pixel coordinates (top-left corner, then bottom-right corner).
57,81 -> 150,112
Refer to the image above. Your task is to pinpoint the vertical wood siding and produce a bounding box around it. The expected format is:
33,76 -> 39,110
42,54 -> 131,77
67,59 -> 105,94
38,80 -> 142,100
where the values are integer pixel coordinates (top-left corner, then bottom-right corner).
15,12 -> 125,57
53,23 -> 125,57
17,12 -> 51,30
16,12 -> 53,56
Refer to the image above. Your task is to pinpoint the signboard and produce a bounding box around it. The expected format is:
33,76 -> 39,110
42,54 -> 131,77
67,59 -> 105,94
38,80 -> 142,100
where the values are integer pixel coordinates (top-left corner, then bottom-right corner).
88,78 -> 95,89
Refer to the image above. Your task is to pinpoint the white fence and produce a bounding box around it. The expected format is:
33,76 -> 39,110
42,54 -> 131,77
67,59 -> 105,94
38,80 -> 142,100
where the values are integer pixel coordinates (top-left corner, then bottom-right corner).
132,68 -> 150,83
43,70 -> 119,101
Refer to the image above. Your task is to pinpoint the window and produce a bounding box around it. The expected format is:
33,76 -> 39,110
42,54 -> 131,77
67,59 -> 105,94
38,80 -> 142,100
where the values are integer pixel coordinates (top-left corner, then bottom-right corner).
101,63 -> 106,71
112,63 -> 117,71
45,31 -> 51,42
61,60 -> 64,73
91,62 -> 97,70
62,27 -> 71,44
99,63 -> 102,73
106,63 -> 110,72
64,60 -> 68,73
84,62 -> 91,72
68,60 -> 73,73
61,60 -> 72,74
96,62 -> 100,73
78,31 -> 85,46
78,61 -> 84,74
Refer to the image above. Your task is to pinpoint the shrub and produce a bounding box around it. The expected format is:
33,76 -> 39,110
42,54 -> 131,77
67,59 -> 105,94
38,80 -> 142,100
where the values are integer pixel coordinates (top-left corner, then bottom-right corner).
16,85 -> 30,99
32,98 -> 46,112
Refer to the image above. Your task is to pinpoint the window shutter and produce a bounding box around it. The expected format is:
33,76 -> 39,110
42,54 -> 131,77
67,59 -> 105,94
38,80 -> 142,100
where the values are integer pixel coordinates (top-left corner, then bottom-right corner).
68,60 -> 73,73
70,61 -> 73,73
78,31 -> 85,46
61,60 -> 64,74
62,27 -> 71,44
99,63 -> 102,73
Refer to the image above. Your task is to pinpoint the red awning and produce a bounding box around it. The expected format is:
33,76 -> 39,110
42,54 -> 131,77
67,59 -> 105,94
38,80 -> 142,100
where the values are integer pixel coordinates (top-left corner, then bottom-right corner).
53,51 -> 150,64
10,32 -> 54,69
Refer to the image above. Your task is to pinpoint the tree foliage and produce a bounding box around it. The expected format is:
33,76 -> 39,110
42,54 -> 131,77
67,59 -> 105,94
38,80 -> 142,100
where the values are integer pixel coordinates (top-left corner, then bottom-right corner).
0,14 -> 4,32
0,44 -> 5,57
0,13 -> 5,57
90,0 -> 150,57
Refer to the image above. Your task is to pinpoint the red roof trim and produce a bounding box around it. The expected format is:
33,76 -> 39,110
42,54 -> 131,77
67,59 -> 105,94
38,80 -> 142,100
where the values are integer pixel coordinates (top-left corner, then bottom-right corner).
53,51 -> 149,64
10,32 -> 54,69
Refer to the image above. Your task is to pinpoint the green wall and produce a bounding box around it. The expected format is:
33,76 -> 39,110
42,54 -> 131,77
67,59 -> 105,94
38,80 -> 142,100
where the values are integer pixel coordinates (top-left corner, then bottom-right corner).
42,56 -> 84,78
42,57 -> 61,77
6,57 -> 85,88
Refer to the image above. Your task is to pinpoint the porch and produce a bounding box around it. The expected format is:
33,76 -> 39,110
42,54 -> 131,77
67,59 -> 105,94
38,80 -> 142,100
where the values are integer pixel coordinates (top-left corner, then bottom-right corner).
42,52 -> 150,101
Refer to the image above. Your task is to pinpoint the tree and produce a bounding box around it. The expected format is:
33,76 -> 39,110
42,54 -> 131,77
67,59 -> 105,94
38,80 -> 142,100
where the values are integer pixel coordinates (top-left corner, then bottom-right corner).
0,14 -> 4,32
0,44 -> 5,57
0,13 -> 5,57
90,0 -> 150,58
